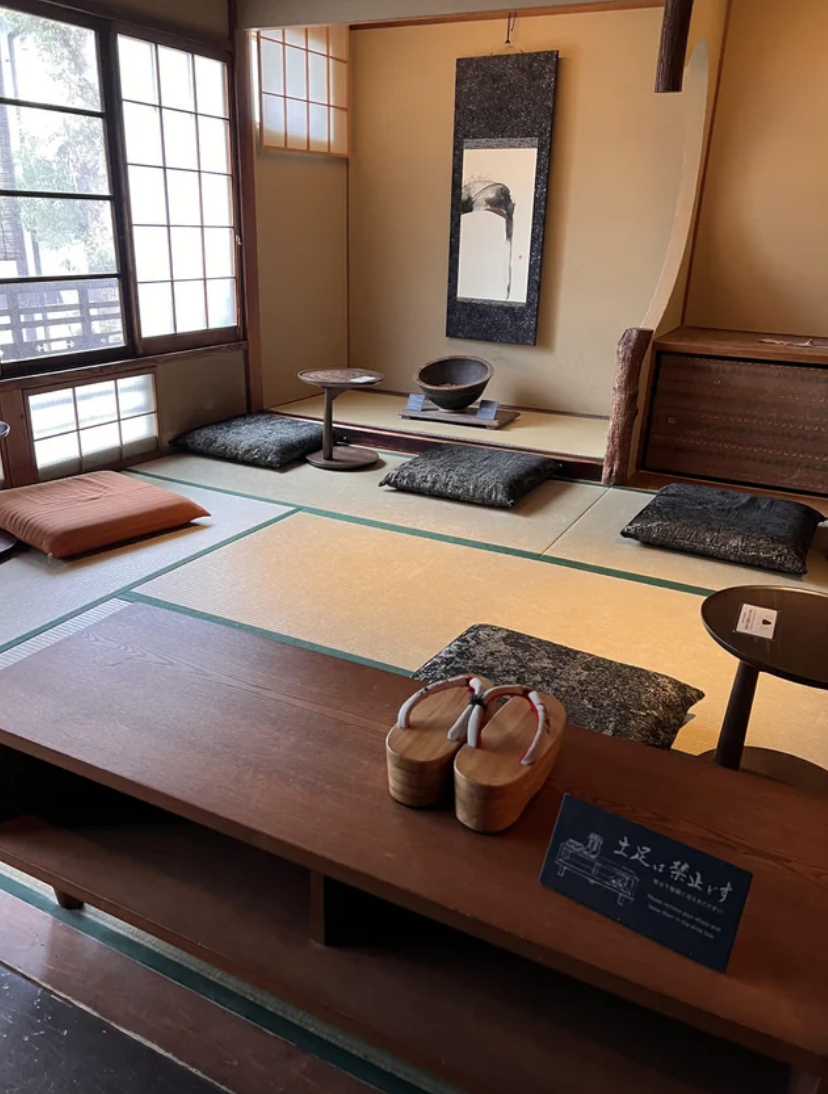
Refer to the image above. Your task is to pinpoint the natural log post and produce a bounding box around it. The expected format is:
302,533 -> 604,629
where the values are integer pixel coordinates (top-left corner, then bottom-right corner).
655,0 -> 695,93
602,328 -> 653,486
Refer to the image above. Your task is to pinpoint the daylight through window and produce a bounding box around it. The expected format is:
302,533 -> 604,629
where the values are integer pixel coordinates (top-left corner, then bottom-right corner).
118,36 -> 238,339
0,6 -> 125,366
28,373 -> 158,480
257,26 -> 349,157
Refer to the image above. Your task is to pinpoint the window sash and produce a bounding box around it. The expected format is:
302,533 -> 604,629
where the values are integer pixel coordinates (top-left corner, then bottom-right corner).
0,3 -> 134,376
0,0 -> 241,379
116,33 -> 240,346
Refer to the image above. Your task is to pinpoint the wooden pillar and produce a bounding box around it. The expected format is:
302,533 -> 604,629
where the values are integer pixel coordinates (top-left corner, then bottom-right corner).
0,389 -> 37,487
602,328 -> 652,486
655,0 -> 695,93
233,25 -> 264,413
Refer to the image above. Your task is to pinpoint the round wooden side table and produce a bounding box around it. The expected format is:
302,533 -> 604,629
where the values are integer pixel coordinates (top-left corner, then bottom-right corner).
0,420 -> 17,560
298,369 -> 384,471
701,585 -> 828,777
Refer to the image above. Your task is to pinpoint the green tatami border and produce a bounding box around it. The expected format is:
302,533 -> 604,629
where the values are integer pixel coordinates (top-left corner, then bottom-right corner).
129,468 -> 715,599
0,509 -> 296,658
0,872 -> 447,1094
122,590 -> 412,676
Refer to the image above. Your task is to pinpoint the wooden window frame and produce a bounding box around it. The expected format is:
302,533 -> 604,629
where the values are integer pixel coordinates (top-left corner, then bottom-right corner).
24,367 -> 160,480
0,0 -> 243,381
0,361 -> 162,486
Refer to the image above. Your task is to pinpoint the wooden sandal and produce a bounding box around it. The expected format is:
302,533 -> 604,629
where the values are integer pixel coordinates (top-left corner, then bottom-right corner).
386,675 -> 489,807
454,686 -> 566,833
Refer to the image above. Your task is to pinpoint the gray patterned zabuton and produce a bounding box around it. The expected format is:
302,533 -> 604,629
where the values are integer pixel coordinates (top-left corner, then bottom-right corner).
621,483 -> 824,575
415,624 -> 704,749
175,414 -> 325,470
379,445 -> 563,508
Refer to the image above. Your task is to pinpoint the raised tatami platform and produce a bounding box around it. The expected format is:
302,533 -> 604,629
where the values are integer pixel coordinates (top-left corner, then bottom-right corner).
272,391 -> 610,462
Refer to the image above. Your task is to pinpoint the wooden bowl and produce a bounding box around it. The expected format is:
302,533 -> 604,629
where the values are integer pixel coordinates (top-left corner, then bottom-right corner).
415,357 -> 494,412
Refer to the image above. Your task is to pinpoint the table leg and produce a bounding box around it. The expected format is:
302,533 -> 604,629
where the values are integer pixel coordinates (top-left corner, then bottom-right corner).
714,661 -> 759,770
0,529 -> 19,560
322,388 -> 335,461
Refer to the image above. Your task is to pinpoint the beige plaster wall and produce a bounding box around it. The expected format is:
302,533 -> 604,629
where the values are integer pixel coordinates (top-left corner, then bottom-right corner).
347,7 -> 707,414
255,152 -> 349,407
685,0 -> 828,336
156,348 -> 248,446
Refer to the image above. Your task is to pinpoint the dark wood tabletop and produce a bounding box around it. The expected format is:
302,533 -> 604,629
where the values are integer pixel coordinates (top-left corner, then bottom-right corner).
297,369 -> 384,388
702,586 -> 828,688
0,603 -> 827,1073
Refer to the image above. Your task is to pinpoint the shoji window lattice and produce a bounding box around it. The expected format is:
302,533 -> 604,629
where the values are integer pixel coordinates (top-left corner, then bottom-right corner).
256,26 -> 348,157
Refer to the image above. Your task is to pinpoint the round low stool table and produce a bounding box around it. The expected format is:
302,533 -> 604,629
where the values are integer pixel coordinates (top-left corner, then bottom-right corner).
0,420 -> 17,560
298,369 -> 384,471
701,586 -> 828,783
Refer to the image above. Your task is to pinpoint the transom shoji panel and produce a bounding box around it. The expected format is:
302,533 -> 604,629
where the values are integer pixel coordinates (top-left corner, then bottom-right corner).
258,25 -> 349,157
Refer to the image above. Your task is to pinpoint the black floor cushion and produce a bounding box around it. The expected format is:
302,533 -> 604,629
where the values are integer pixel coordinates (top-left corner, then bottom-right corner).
621,483 -> 824,575
379,445 -> 563,508
175,414 -> 326,470
415,624 -> 704,750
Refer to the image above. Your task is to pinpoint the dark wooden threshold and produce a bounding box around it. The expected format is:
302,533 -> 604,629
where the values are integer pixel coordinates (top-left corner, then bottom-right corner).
271,411 -> 605,482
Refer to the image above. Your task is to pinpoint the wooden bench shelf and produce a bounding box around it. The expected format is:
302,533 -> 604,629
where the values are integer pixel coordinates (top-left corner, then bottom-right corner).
0,776 -> 787,1094
0,604 -> 823,1094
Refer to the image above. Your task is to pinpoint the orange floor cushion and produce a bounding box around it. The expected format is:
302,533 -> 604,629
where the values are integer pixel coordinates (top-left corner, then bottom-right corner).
0,471 -> 210,559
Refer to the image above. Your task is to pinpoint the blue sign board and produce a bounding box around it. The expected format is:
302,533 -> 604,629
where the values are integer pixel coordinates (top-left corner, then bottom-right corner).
405,393 -> 426,412
539,795 -> 752,972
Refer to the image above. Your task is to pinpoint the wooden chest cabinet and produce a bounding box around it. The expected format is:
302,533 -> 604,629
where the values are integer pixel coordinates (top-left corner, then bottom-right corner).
643,329 -> 828,495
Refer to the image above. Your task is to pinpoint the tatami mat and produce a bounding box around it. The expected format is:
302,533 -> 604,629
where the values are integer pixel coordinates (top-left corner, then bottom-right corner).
546,489 -> 828,593
134,512 -> 828,769
272,391 -> 609,460
0,481 -> 288,653
134,454 -> 607,556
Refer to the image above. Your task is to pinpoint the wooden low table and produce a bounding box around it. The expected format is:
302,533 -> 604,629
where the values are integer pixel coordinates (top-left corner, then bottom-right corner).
298,369 -> 384,470
0,603 -> 825,1094
702,586 -> 828,772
